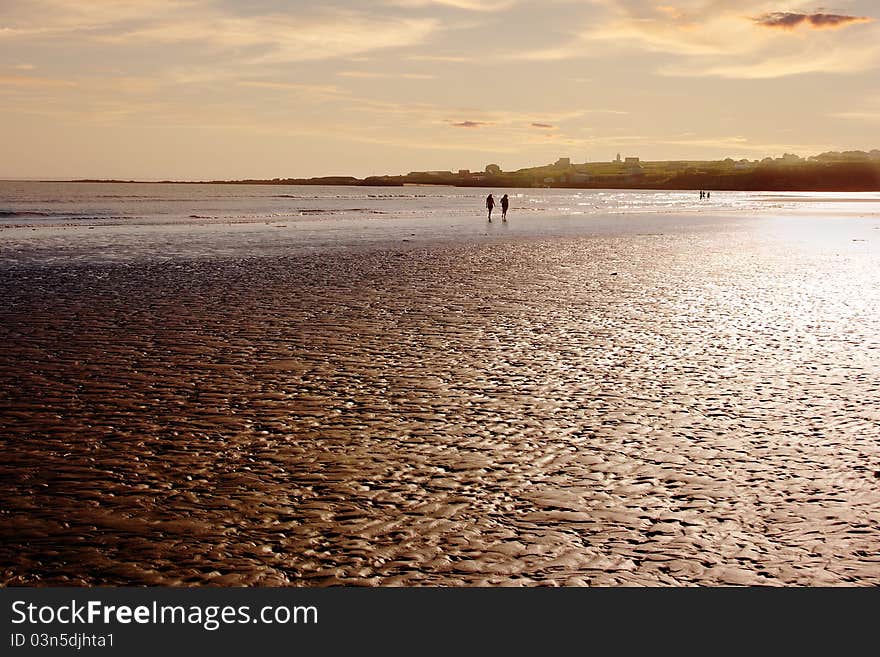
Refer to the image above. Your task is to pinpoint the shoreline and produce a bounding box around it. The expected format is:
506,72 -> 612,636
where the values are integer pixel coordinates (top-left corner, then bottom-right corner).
19,178 -> 880,192
2,208 -> 879,269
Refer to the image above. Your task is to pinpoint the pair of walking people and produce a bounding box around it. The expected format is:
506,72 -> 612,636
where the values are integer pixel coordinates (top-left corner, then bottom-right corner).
486,193 -> 508,222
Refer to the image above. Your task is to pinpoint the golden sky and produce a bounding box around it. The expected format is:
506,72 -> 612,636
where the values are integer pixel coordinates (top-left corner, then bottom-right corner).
2,0 -> 878,179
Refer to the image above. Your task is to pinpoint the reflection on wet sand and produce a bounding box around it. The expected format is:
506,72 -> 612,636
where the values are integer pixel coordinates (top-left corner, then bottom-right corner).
1,224 -> 879,586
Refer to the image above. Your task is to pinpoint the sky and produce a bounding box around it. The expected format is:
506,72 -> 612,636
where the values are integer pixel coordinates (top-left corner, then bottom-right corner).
2,0 -> 879,179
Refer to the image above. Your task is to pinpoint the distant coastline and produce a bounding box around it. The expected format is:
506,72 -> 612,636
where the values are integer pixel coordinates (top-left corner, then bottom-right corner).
65,150 -> 880,192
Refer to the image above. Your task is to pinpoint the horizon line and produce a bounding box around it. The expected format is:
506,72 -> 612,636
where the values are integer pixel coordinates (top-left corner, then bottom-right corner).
3,148 -> 879,184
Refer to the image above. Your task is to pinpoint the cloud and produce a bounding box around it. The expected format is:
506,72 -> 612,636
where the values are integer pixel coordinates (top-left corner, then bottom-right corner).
450,120 -> 488,127
409,54 -> 471,62
385,0 -> 516,11
754,12 -> 873,30
531,122 -> 554,128
107,12 -> 438,63
0,74 -> 75,87
236,80 -> 346,102
663,40 -> 880,78
831,97 -> 880,122
831,111 -> 880,121
2,2 -> 438,63
0,0 -> 200,37
573,131 -> 839,157
337,71 -> 436,79
516,1 -> 880,78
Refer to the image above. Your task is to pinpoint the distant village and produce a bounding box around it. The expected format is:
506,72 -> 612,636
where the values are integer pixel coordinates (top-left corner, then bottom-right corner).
392,150 -> 880,191
239,149 -> 880,192
76,150 -> 880,191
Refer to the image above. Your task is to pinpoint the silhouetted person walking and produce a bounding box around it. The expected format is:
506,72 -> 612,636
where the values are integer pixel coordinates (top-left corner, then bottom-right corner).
500,193 -> 509,221
486,193 -> 495,222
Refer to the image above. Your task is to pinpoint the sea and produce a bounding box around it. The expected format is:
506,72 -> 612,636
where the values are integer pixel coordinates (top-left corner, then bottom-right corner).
3,181 -> 879,228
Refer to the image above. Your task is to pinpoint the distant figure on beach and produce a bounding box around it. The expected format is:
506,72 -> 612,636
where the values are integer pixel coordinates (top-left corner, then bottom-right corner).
700,190 -> 704,199
707,191 -> 711,200
486,193 -> 495,222
500,194 -> 509,221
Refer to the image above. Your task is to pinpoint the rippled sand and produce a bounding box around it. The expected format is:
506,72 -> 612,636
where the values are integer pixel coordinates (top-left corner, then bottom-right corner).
2,215 -> 879,586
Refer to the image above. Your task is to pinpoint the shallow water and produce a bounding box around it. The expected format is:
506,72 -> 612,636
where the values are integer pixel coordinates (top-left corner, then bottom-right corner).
1,187 -> 879,586
3,181 -> 880,228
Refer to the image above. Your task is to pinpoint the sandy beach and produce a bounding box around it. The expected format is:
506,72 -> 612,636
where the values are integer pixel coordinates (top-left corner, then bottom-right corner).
1,205 -> 879,586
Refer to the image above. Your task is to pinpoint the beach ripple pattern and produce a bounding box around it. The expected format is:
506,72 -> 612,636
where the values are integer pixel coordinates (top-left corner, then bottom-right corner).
1,231 -> 879,586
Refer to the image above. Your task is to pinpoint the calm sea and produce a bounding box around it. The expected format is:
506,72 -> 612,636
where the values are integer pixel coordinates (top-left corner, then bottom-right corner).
3,181 -> 879,227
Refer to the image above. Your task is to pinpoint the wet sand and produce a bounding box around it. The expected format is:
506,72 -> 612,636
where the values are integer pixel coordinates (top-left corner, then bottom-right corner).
1,214 -> 879,586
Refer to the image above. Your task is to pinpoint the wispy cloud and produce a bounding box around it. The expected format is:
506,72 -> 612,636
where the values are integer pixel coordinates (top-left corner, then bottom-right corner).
2,2 -> 438,63
409,54 -> 471,62
516,0 -> 880,78
573,131 -> 838,158
831,111 -> 880,121
106,12 -> 438,63
753,12 -> 873,30
831,96 -> 880,122
236,80 -> 346,101
385,0 -> 517,11
337,71 -> 436,79
662,40 -> 880,78
531,122 -> 554,128
0,74 -> 75,87
0,0 -> 200,37
450,120 -> 489,127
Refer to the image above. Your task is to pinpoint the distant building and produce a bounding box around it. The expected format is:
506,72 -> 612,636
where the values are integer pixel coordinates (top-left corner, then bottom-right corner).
621,157 -> 642,176
569,172 -> 591,183
615,153 -> 622,163
554,157 -> 571,168
543,177 -> 555,184
458,169 -> 470,175
485,164 -> 502,175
